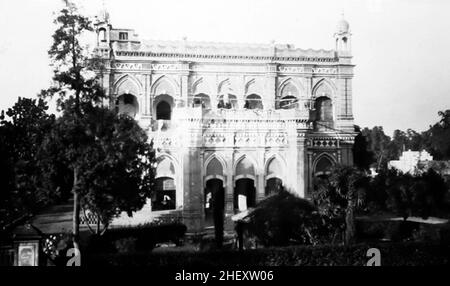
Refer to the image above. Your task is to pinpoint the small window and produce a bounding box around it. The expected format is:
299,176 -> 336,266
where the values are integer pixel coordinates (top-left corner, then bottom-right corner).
119,32 -> 128,41
99,28 -> 106,42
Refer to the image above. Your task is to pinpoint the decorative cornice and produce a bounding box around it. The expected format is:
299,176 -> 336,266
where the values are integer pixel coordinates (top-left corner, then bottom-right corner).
114,50 -> 338,63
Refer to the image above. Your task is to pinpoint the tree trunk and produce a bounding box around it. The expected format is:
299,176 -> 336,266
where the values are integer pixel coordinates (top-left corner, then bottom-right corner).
345,201 -> 356,245
72,167 -> 80,250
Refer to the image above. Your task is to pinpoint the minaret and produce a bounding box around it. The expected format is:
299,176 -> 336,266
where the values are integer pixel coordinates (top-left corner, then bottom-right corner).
94,2 -> 111,48
334,13 -> 352,57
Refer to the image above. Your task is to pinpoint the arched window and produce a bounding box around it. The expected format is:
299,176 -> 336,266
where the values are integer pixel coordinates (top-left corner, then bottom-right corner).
217,94 -> 238,109
315,96 -> 333,121
117,93 -> 139,118
314,156 -> 334,177
99,28 -> 106,42
245,94 -> 263,110
265,158 -> 283,196
234,157 -> 256,212
192,93 -> 211,109
279,96 -> 298,109
206,158 -> 224,178
156,101 -> 171,120
278,81 -> 299,109
153,158 -> 176,211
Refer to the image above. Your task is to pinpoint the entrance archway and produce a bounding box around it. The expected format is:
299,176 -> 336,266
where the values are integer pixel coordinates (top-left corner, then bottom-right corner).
234,178 -> 256,211
204,179 -> 225,228
265,157 -> 284,196
314,155 -> 334,178
156,101 -> 171,120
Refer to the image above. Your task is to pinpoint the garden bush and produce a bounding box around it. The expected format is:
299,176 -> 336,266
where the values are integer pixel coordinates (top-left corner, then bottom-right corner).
245,190 -> 331,247
85,222 -> 187,254
85,241 -> 450,266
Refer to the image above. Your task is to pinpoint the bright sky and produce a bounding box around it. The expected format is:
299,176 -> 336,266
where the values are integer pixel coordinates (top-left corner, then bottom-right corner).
1,0 -> 449,135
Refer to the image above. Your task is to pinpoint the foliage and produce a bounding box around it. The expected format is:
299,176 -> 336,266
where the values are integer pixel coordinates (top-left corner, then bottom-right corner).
352,125 -> 375,171
360,126 -> 393,170
39,102 -> 156,229
312,165 -> 368,244
356,110 -> 450,171
86,222 -> 187,254
0,98 -> 56,226
45,0 -> 102,110
365,168 -> 448,220
85,242 -> 450,267
425,110 -> 450,160
36,0 -> 157,247
245,190 -> 331,247
41,232 -> 73,265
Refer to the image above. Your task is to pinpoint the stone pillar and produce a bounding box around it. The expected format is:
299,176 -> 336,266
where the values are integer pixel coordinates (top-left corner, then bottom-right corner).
265,64 -> 277,109
306,151 -> 314,196
182,148 -> 204,234
224,152 -> 234,232
256,150 -> 265,202
296,135 -> 306,198
180,64 -> 190,108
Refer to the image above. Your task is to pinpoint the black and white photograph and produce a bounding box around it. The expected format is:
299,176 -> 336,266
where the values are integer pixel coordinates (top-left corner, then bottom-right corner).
0,0 -> 449,278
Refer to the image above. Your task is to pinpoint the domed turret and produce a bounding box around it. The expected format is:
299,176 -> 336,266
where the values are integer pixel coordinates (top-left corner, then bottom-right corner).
336,18 -> 350,34
334,14 -> 351,56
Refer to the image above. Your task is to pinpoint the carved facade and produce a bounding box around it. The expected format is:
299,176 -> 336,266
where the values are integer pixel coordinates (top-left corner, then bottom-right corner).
94,12 -> 356,234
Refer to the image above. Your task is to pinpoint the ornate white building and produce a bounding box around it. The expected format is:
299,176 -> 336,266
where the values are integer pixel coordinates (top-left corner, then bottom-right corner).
93,11 -> 356,234
388,150 -> 434,174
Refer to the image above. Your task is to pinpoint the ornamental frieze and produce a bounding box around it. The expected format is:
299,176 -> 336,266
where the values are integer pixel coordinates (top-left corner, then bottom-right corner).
278,66 -> 337,74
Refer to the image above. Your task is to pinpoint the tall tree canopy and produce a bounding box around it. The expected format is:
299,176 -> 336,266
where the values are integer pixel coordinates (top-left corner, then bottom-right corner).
38,0 -> 156,248
0,98 -> 56,227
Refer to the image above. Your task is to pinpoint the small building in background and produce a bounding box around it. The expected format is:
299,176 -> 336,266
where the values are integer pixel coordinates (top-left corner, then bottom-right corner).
388,150 -> 433,175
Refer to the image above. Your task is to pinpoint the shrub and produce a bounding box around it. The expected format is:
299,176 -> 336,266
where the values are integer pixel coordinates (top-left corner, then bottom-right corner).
85,242 -> 450,266
85,222 -> 187,254
245,190 -> 331,247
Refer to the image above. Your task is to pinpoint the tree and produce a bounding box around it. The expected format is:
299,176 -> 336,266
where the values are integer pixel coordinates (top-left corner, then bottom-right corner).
352,125 -> 375,171
361,126 -> 392,170
0,98 -> 56,227
366,168 -> 448,220
313,165 -> 368,245
425,110 -> 450,160
40,1 -> 156,249
40,104 -> 155,236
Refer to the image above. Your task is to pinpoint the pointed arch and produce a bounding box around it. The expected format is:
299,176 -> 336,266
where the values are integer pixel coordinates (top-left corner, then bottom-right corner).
151,75 -> 179,96
192,77 -> 213,96
234,154 -> 258,183
114,74 -> 142,96
217,78 -> 231,95
204,153 -> 227,186
264,155 -> 286,181
312,78 -> 336,98
277,78 -> 304,97
155,156 -> 176,179
218,78 -> 238,96
244,78 -> 264,96
313,153 -> 336,176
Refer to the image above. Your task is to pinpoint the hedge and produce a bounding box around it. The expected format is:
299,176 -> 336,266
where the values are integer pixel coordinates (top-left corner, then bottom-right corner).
85,223 -> 187,254
85,242 -> 450,266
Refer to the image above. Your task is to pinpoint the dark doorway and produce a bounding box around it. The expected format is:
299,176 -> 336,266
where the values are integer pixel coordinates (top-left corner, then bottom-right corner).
205,179 -> 225,247
156,101 -> 171,120
265,177 -> 283,196
234,178 -> 256,212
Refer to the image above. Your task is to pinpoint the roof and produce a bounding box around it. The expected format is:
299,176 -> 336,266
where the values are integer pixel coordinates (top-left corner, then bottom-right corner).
112,39 -> 337,60
11,201 -> 74,238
